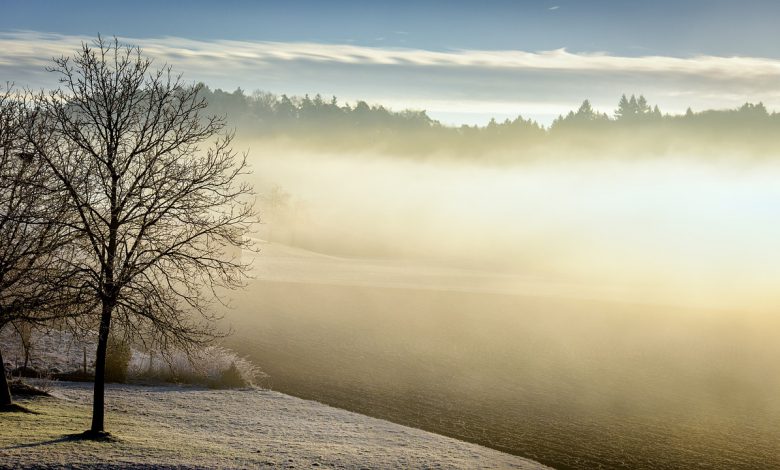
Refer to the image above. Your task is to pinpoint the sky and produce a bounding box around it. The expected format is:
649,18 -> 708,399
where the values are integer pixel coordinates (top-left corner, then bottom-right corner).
2,0 -> 780,124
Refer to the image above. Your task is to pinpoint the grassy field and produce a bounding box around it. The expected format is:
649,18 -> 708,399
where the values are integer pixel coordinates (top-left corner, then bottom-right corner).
226,280 -> 780,470
0,382 -> 545,469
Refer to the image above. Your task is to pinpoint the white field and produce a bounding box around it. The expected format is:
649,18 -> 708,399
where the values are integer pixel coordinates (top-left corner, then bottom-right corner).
0,382 -> 548,469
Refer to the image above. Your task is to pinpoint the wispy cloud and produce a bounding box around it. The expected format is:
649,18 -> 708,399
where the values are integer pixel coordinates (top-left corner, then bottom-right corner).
549,6 -> 560,10
3,31 -> 780,124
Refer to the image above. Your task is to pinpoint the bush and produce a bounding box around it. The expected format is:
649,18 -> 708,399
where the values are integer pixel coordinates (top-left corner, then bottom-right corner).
105,337 -> 132,383
217,362 -> 246,389
128,346 -> 265,388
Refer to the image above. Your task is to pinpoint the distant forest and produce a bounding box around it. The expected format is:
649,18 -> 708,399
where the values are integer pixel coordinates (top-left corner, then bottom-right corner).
202,85 -> 780,156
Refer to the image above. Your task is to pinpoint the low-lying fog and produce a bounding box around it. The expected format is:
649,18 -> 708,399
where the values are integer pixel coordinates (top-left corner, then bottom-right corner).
223,143 -> 780,469
245,143 -> 780,311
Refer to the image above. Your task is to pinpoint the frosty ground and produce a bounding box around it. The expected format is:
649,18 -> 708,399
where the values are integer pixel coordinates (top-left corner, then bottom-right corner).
0,382 -> 547,469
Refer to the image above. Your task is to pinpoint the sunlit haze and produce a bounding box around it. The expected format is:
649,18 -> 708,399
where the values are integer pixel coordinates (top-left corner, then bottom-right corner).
2,3 -> 779,470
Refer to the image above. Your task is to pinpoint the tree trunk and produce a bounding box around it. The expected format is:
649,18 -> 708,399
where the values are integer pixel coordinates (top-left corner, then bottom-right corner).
90,301 -> 113,433
0,348 -> 11,406
21,326 -> 31,370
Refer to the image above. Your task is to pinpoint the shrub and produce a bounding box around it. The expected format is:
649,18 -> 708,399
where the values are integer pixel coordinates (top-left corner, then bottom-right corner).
105,337 -> 132,383
217,362 -> 246,389
128,345 -> 265,388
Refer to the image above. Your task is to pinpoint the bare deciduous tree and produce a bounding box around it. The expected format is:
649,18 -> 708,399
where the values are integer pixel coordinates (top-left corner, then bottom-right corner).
28,37 -> 256,436
0,86 -> 83,411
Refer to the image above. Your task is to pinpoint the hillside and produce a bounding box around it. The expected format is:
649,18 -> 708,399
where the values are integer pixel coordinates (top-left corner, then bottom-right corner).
0,382 -> 547,469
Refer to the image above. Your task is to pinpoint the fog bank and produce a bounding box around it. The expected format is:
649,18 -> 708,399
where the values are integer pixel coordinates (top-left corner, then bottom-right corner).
244,144 -> 780,312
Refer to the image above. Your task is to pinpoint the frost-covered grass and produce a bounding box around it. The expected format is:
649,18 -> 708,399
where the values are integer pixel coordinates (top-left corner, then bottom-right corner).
0,382 -> 546,469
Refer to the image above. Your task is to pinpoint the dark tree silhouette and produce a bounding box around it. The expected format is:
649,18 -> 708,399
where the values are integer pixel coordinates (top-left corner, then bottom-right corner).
0,86 -> 83,410
628,95 -> 639,117
27,37 -> 256,436
636,95 -> 651,115
615,94 -> 632,120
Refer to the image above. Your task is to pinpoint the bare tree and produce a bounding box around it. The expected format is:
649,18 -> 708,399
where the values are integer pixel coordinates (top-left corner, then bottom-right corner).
27,37 -> 256,436
11,321 -> 34,370
0,85 -> 83,411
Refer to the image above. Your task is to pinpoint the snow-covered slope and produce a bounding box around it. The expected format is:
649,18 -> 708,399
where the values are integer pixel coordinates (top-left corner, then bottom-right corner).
1,382 -> 548,469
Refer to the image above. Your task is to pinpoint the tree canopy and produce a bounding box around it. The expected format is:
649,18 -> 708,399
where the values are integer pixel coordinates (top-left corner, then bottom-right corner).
0,86 -> 86,408
24,37 -> 256,435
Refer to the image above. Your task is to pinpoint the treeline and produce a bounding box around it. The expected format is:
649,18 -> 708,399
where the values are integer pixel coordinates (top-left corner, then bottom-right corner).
202,86 -> 780,156
203,87 -> 436,133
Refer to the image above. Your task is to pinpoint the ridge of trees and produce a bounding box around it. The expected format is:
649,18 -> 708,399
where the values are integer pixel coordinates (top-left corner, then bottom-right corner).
201,87 -> 780,155
201,87 -> 439,134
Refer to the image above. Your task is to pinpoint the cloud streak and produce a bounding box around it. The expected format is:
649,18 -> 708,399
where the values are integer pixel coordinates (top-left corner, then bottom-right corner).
3,31 -> 780,124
